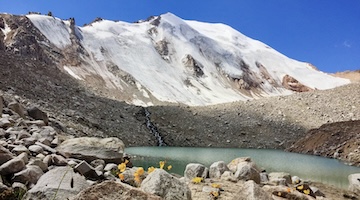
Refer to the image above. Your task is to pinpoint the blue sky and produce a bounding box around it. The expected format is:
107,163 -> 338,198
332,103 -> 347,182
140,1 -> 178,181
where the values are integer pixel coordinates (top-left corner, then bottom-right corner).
1,0 -> 359,73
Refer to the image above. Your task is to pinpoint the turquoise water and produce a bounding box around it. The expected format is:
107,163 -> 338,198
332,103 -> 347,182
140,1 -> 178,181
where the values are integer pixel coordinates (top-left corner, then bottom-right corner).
125,147 -> 360,188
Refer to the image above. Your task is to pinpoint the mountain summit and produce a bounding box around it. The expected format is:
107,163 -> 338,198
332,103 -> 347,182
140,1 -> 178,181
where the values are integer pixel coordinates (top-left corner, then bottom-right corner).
1,13 -> 349,106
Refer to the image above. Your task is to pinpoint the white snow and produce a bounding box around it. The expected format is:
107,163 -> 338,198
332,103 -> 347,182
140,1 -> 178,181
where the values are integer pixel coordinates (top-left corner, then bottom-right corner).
28,13 -> 350,106
26,14 -> 71,49
63,66 -> 83,80
1,21 -> 11,40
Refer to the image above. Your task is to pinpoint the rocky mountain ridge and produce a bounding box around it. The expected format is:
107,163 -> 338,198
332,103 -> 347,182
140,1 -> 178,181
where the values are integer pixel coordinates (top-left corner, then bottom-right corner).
0,13 -> 349,106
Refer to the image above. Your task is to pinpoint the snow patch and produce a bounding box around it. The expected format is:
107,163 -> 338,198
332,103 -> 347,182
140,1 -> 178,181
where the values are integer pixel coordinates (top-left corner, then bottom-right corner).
1,21 -> 11,40
26,14 -> 71,49
64,66 -> 83,80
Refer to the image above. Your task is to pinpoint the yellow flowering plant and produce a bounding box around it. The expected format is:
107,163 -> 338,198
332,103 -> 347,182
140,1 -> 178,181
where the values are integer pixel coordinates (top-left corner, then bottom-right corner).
191,177 -> 203,184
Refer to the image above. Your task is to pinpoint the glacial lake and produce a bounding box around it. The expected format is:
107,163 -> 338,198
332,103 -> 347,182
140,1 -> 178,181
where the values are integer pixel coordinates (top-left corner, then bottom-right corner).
125,147 -> 360,188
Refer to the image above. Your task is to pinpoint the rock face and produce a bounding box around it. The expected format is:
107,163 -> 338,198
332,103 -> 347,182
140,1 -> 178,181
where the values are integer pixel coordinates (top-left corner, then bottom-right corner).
56,137 -> 125,164
24,166 -> 90,200
282,74 -> 312,92
287,120 -> 360,166
73,180 -> 162,200
141,169 -> 192,200
184,163 -> 208,180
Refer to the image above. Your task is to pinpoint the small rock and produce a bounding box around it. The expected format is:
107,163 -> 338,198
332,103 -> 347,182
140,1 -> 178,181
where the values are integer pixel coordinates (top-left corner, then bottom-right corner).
74,160 -> 102,181
28,144 -> 44,154
52,154 -> 68,166
104,163 -> 118,171
27,106 -> 49,125
0,145 -> 14,165
13,165 -> 44,185
28,159 -> 48,172
8,101 -> 25,118
11,145 -> 30,155
0,157 -> 26,175
0,118 -> 11,128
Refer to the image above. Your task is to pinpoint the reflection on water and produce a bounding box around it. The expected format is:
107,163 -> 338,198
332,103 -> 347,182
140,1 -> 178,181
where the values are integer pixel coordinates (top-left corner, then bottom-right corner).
125,147 -> 360,188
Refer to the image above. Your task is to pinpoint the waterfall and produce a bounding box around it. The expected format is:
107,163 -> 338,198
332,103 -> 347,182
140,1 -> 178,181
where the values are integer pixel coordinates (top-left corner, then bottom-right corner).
144,108 -> 166,146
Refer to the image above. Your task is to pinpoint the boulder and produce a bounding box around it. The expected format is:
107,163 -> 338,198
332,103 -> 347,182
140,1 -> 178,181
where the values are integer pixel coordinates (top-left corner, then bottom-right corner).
27,106 -> 49,125
56,137 -> 125,163
268,172 -> 292,186
28,144 -> 44,154
0,157 -> 26,175
230,158 -> 261,183
209,161 -> 230,178
141,169 -> 192,200
184,163 -> 208,180
0,118 -> 11,128
232,180 -> 272,200
348,173 -> 360,193
0,145 -> 14,165
11,145 -> 30,155
8,101 -> 26,118
24,166 -> 90,200
72,180 -> 162,200
0,96 -> 3,116
12,165 -> 44,185
28,159 -> 48,172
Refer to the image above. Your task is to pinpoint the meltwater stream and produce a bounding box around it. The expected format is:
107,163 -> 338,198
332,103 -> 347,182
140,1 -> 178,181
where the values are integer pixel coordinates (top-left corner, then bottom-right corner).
126,147 -> 360,189
143,108 -> 165,146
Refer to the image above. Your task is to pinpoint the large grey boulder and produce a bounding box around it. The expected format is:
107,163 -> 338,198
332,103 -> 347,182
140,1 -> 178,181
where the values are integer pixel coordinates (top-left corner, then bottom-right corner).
73,180 -> 162,200
348,173 -> 360,193
24,166 -> 90,200
56,137 -> 125,163
209,161 -> 230,178
232,180 -> 272,200
141,169 -> 192,200
184,163 -> 208,180
229,157 -> 261,184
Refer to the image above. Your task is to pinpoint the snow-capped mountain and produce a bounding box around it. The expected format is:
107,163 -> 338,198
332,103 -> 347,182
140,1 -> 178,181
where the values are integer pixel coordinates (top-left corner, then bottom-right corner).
1,13 -> 350,106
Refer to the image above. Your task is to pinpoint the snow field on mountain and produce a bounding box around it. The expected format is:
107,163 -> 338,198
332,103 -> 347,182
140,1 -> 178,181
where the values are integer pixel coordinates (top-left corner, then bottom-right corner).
26,13 -> 350,106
